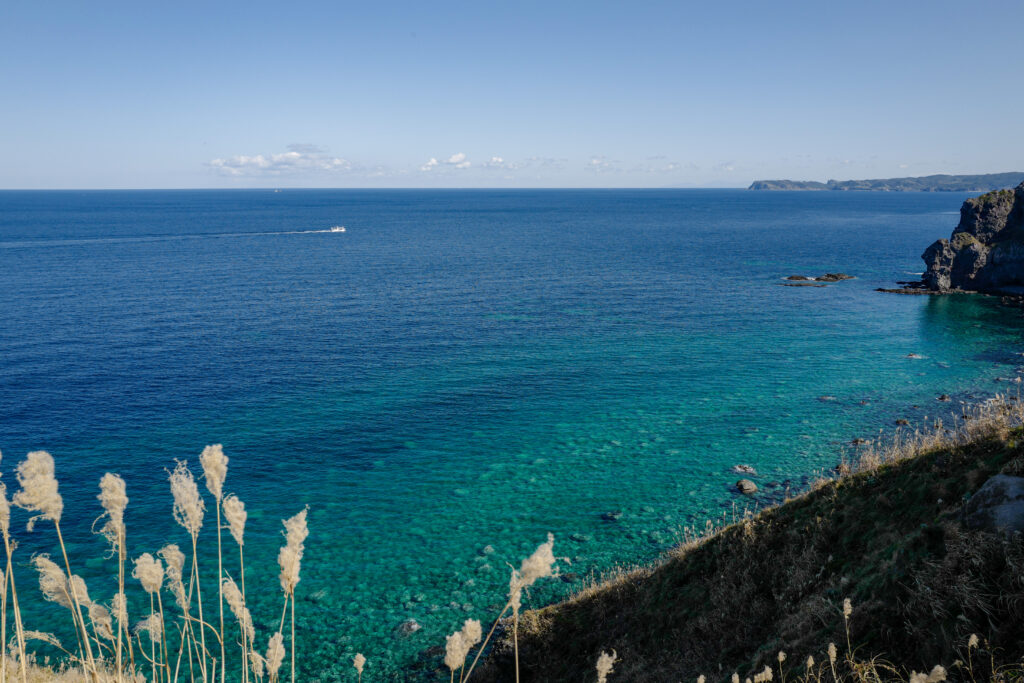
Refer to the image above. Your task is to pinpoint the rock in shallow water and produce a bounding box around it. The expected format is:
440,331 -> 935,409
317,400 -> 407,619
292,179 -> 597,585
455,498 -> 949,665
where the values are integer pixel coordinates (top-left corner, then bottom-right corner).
735,479 -> 758,494
396,619 -> 422,637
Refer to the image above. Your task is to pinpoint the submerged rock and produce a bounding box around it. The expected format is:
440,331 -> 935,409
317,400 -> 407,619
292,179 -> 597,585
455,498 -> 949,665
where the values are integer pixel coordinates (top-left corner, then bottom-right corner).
816,273 -> 855,282
396,619 -> 422,637
965,475 -> 1024,534
732,464 -> 758,475
735,479 -> 758,494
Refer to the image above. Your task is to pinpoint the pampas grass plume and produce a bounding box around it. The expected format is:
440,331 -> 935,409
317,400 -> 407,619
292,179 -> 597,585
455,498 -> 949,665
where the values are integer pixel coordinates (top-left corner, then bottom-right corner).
33,555 -> 71,609
158,544 -> 187,606
13,451 -> 63,530
169,460 -> 205,537
132,553 -> 164,594
266,632 -> 285,679
278,508 -> 308,594
200,444 -> 228,501
509,532 -> 557,611
223,576 -> 254,642
224,494 -> 247,546
68,575 -> 91,607
595,649 -> 617,683
135,613 -> 163,640
89,602 -> 114,641
97,473 -> 128,545
0,481 -> 11,536
112,591 -> 128,624
444,631 -> 467,672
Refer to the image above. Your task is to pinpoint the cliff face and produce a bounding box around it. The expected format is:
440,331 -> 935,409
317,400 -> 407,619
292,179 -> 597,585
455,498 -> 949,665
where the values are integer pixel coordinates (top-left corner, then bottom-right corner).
923,182 -> 1024,292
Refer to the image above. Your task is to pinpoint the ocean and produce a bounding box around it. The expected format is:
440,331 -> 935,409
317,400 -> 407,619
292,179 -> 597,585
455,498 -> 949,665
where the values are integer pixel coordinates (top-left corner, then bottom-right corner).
1,189 -> 1022,679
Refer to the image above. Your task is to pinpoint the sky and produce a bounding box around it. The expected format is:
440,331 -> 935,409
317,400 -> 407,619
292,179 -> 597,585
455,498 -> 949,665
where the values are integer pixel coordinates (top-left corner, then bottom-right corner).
2,0 -> 1023,189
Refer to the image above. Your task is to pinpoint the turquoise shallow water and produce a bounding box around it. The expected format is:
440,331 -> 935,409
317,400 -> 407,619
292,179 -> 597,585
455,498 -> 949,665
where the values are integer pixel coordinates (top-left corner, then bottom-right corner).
1,189 -> 1023,679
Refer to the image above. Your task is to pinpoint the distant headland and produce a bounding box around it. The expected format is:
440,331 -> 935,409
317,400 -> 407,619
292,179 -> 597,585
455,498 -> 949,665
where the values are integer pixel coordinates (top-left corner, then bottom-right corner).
748,172 -> 1024,192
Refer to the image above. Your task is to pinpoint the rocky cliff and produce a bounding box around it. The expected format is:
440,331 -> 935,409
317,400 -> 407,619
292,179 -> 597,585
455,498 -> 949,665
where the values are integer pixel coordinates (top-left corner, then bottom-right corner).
923,182 -> 1024,292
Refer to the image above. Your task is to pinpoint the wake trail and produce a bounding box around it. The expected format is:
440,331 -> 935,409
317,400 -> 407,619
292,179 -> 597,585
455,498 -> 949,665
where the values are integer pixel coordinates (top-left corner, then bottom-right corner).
0,227 -> 346,249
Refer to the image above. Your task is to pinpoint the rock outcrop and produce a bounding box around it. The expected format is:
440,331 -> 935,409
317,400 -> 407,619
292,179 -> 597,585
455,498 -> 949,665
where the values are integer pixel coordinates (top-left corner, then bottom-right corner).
922,182 -> 1024,293
964,474 -> 1024,534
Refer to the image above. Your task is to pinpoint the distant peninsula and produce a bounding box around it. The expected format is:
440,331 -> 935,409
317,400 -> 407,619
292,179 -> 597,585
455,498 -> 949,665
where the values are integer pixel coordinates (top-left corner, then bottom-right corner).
748,172 -> 1024,192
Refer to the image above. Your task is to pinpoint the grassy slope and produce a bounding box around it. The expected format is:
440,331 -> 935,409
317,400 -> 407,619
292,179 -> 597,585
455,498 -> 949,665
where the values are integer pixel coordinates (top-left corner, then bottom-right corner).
478,427 -> 1024,682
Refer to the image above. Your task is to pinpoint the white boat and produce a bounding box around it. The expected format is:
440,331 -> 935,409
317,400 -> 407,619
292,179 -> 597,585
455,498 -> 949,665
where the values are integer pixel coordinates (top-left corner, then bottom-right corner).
330,226 -> 346,233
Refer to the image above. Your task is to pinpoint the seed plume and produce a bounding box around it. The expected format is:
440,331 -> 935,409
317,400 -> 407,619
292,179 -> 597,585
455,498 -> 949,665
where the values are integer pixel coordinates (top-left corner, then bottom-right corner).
265,632 -> 285,680
97,473 -> 128,546
353,653 -> 365,677
223,494 -> 247,546
169,460 -> 205,537
112,592 -> 128,624
159,544 -> 188,610
68,575 -> 92,607
596,650 -> 618,683
249,652 -> 266,679
223,576 -> 254,642
509,533 -> 557,612
199,444 -> 228,501
277,507 -> 309,594
460,618 -> 482,648
13,451 -> 63,530
33,555 -> 72,609
89,603 -> 114,641
444,631 -> 467,672
0,481 -> 11,536
135,613 -> 163,641
132,553 -> 165,594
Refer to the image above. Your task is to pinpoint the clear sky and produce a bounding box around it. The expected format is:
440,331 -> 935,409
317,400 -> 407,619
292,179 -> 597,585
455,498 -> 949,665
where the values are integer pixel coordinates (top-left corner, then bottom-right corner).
2,0 -> 1022,189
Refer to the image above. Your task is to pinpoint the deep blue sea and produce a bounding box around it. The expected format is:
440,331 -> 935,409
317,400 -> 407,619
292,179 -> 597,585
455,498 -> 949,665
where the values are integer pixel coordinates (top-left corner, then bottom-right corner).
1,189 -> 1023,680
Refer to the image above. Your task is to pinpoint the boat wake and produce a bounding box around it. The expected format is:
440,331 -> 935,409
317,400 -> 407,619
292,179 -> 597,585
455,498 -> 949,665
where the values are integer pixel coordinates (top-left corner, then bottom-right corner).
0,227 -> 349,249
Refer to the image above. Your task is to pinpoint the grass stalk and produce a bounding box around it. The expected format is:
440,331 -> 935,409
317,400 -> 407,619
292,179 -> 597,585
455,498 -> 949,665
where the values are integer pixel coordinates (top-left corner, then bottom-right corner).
513,610 -> 519,683
54,522 -> 98,678
239,545 -> 247,683
289,592 -> 295,683
190,536 -> 209,683
115,528 -> 125,683
462,600 -> 511,682
215,503 -> 225,683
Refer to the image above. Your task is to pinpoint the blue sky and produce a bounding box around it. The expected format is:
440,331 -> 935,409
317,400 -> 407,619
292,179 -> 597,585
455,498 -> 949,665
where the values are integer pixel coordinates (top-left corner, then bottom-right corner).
2,0 -> 1022,188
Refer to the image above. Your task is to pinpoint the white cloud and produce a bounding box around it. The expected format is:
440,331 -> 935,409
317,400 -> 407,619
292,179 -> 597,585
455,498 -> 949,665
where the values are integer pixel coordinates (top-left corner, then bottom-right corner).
208,145 -> 351,176
587,156 -> 618,172
420,152 -> 472,171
